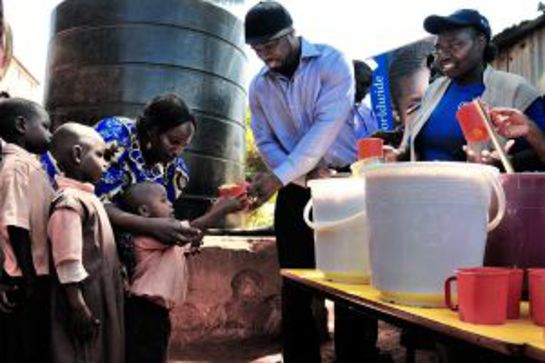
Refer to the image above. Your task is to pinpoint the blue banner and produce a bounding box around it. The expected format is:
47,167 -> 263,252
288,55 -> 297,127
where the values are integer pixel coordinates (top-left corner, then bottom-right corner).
369,53 -> 394,131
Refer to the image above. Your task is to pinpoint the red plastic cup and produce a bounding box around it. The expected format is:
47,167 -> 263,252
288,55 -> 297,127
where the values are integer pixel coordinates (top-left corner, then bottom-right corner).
217,181 -> 249,198
529,268 -> 545,326
456,101 -> 491,143
506,269 -> 524,319
445,267 -> 510,325
357,137 -> 383,160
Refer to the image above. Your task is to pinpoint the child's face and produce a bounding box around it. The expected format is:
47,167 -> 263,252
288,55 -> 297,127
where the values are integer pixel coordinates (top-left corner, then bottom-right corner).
25,108 -> 52,154
79,137 -> 108,183
145,184 -> 174,218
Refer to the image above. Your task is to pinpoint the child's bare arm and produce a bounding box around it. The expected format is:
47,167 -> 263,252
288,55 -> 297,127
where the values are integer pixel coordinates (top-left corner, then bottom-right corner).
190,195 -> 248,230
7,226 -> 36,292
64,283 -> 100,342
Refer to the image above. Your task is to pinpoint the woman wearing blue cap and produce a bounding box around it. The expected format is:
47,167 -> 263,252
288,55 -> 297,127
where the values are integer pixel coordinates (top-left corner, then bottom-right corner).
395,9 -> 545,170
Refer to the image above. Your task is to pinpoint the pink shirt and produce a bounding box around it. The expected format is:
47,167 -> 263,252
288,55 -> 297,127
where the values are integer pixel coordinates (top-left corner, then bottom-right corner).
0,143 -> 54,276
47,176 -> 96,284
130,235 -> 189,310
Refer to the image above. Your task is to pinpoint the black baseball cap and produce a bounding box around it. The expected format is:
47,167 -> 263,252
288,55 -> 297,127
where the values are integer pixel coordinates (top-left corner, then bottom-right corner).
245,1 -> 294,45
424,9 -> 491,41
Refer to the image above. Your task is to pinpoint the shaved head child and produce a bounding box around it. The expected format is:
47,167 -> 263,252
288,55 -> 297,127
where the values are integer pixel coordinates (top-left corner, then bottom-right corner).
47,122 -> 124,363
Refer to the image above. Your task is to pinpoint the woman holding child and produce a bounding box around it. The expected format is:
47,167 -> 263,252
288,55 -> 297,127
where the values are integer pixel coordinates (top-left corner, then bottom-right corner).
93,93 -> 245,363
93,94 -> 201,245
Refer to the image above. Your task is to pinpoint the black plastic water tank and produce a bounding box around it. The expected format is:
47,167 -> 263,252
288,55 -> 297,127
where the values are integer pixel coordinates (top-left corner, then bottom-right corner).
45,0 -> 247,224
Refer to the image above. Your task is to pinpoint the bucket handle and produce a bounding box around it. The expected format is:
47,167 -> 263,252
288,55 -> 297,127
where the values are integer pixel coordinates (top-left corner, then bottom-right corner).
444,275 -> 459,311
486,171 -> 506,232
303,200 -> 366,231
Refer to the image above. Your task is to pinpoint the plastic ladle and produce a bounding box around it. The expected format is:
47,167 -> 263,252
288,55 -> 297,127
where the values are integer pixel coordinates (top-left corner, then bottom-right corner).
474,100 -> 515,174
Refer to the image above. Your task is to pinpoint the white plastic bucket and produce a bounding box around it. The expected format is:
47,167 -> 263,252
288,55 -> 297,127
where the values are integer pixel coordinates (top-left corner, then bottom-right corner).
303,177 -> 370,283
365,162 -> 505,307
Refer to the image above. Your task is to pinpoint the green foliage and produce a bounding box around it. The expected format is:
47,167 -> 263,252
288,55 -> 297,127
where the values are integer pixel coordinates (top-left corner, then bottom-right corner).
243,108 -> 275,229
245,109 -> 269,180
242,196 -> 276,229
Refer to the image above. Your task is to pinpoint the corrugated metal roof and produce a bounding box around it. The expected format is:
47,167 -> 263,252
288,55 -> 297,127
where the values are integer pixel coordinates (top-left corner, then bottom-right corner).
493,13 -> 545,49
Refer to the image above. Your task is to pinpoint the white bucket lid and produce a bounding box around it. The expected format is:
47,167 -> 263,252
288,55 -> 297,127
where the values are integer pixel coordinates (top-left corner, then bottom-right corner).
363,161 -> 500,180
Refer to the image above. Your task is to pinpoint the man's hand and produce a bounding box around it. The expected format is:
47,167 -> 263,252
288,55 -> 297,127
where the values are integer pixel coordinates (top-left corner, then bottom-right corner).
306,166 -> 334,181
248,172 -> 283,209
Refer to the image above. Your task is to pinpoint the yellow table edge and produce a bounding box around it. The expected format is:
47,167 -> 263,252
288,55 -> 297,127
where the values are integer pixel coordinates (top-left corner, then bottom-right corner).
281,268 -> 545,359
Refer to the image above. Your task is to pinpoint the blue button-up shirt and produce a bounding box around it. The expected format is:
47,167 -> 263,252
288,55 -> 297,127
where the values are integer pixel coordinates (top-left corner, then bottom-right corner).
353,100 -> 379,139
249,38 -> 357,185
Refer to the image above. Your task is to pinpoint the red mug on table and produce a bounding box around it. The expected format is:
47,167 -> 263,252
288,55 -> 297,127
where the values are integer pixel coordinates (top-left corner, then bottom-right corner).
445,267 -> 510,325
506,268 -> 524,319
529,268 -> 545,326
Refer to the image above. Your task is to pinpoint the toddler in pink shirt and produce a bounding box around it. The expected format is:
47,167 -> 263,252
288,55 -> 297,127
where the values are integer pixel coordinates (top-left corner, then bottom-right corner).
122,182 -> 192,363
125,182 -> 190,310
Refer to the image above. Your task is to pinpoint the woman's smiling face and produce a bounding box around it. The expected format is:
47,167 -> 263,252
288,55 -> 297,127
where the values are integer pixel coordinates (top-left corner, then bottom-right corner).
434,27 -> 486,80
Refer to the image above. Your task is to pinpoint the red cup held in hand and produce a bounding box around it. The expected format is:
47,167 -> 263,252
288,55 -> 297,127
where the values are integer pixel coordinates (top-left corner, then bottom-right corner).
445,267 -> 510,325
357,137 -> 384,161
456,100 -> 491,143
217,181 -> 249,198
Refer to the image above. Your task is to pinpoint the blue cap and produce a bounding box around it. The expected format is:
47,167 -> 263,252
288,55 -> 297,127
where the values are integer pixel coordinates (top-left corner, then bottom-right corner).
424,9 -> 491,41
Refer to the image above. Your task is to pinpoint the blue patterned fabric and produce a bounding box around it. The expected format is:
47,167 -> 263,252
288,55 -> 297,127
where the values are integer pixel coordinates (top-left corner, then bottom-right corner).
94,116 -> 190,204
42,117 -> 191,280
42,117 -> 190,204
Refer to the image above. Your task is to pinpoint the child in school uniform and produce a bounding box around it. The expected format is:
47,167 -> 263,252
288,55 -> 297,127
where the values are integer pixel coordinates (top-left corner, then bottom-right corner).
0,97 -> 53,363
122,181 -> 246,363
47,123 -> 124,363
0,135 -> 16,314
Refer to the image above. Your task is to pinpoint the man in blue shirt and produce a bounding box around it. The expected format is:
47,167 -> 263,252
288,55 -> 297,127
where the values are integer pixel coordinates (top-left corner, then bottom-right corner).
246,2 -> 380,362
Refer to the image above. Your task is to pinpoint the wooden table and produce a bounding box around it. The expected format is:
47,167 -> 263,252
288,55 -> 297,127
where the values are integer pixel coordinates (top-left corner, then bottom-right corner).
282,269 -> 545,361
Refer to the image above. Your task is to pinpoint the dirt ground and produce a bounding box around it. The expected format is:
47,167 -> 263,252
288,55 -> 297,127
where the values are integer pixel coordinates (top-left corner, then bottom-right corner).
170,321 -> 438,363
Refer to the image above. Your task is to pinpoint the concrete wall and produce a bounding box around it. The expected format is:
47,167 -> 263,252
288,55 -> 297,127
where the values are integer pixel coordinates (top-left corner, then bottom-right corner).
169,235 -> 281,352
0,56 -> 40,102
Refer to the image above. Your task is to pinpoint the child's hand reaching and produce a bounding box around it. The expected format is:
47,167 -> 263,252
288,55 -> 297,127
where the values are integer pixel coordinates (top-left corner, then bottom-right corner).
210,194 -> 249,215
190,192 -> 249,231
